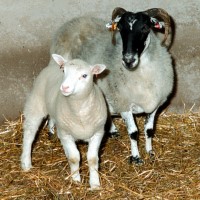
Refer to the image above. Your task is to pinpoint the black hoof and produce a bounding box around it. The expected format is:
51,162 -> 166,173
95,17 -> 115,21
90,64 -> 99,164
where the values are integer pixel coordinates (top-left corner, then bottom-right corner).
48,132 -> 54,139
109,131 -> 120,138
148,150 -> 155,160
129,156 -> 144,165
148,150 -> 155,158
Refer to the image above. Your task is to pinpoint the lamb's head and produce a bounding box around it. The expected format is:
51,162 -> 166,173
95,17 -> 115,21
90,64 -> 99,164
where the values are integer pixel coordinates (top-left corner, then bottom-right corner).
107,7 -> 171,70
52,54 -> 106,97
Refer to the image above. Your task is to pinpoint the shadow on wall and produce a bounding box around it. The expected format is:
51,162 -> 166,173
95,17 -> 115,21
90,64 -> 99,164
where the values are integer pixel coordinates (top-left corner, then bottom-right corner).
0,47 -> 50,123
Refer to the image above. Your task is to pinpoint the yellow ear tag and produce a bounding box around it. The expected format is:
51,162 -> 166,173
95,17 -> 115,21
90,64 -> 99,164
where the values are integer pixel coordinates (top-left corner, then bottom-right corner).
112,22 -> 117,31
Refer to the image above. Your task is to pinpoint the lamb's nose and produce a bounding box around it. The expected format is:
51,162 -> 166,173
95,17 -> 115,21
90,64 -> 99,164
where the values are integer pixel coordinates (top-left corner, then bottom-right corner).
61,85 -> 69,92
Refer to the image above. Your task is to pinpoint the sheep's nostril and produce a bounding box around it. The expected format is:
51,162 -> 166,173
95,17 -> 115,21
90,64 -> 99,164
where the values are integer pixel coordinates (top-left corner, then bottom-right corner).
123,53 -> 135,64
122,54 -> 138,70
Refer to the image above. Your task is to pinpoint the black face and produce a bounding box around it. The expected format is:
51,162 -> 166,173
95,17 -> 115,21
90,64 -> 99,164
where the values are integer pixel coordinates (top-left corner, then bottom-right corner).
117,12 -> 152,70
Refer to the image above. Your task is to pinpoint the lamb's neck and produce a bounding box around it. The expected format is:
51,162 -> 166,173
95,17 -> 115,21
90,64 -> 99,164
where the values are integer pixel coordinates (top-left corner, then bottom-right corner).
66,87 -> 96,110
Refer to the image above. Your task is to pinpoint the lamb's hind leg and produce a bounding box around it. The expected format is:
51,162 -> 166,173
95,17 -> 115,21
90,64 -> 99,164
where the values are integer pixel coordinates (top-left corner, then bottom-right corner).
121,111 -> 143,165
144,108 -> 158,158
48,118 -> 55,137
21,115 -> 44,171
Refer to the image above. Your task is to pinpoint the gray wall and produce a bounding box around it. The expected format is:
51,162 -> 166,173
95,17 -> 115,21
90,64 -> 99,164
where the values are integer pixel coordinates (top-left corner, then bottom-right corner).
0,0 -> 199,123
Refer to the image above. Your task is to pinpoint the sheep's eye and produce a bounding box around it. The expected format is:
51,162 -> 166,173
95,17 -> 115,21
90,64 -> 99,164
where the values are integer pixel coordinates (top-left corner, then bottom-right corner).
142,24 -> 150,33
82,74 -> 87,78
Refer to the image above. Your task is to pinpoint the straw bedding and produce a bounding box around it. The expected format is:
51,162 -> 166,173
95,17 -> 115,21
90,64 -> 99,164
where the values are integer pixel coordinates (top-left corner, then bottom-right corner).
0,111 -> 199,199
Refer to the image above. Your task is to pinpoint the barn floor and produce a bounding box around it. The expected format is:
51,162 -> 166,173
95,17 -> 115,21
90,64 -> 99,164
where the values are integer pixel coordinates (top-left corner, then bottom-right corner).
0,111 -> 199,200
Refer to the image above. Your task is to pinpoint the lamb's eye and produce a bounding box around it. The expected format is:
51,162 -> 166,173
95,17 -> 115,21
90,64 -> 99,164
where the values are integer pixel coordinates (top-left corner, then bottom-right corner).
82,74 -> 87,78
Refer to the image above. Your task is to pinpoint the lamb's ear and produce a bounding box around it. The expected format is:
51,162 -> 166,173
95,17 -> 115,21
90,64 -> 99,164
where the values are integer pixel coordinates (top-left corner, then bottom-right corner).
90,64 -> 106,75
52,54 -> 67,68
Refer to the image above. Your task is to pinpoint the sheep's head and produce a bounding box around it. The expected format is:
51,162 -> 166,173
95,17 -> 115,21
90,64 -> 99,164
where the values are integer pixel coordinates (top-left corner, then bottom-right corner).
106,7 -> 172,70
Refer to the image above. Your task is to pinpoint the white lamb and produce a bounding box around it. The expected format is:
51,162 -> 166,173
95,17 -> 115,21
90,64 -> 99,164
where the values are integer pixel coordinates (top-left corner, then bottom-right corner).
21,54 -> 107,189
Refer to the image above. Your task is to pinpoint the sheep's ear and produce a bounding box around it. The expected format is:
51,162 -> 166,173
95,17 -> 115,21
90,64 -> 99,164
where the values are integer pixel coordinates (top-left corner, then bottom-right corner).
90,64 -> 106,75
150,17 -> 164,29
52,54 -> 67,68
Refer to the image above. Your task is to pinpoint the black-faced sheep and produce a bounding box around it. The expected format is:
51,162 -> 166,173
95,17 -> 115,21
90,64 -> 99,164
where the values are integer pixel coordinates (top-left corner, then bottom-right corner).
49,8 -> 174,164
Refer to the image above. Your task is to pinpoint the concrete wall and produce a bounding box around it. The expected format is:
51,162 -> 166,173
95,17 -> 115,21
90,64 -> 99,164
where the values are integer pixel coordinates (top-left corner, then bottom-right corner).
0,0 -> 199,123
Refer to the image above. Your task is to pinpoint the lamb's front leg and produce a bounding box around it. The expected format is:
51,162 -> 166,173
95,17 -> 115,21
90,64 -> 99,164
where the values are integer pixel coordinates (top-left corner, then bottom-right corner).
121,111 -> 143,165
87,131 -> 104,190
58,131 -> 81,182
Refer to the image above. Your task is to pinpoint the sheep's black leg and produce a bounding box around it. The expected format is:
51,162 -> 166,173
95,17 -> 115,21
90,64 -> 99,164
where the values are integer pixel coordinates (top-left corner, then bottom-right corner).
121,111 -> 143,165
109,120 -> 120,137
144,109 -> 158,158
